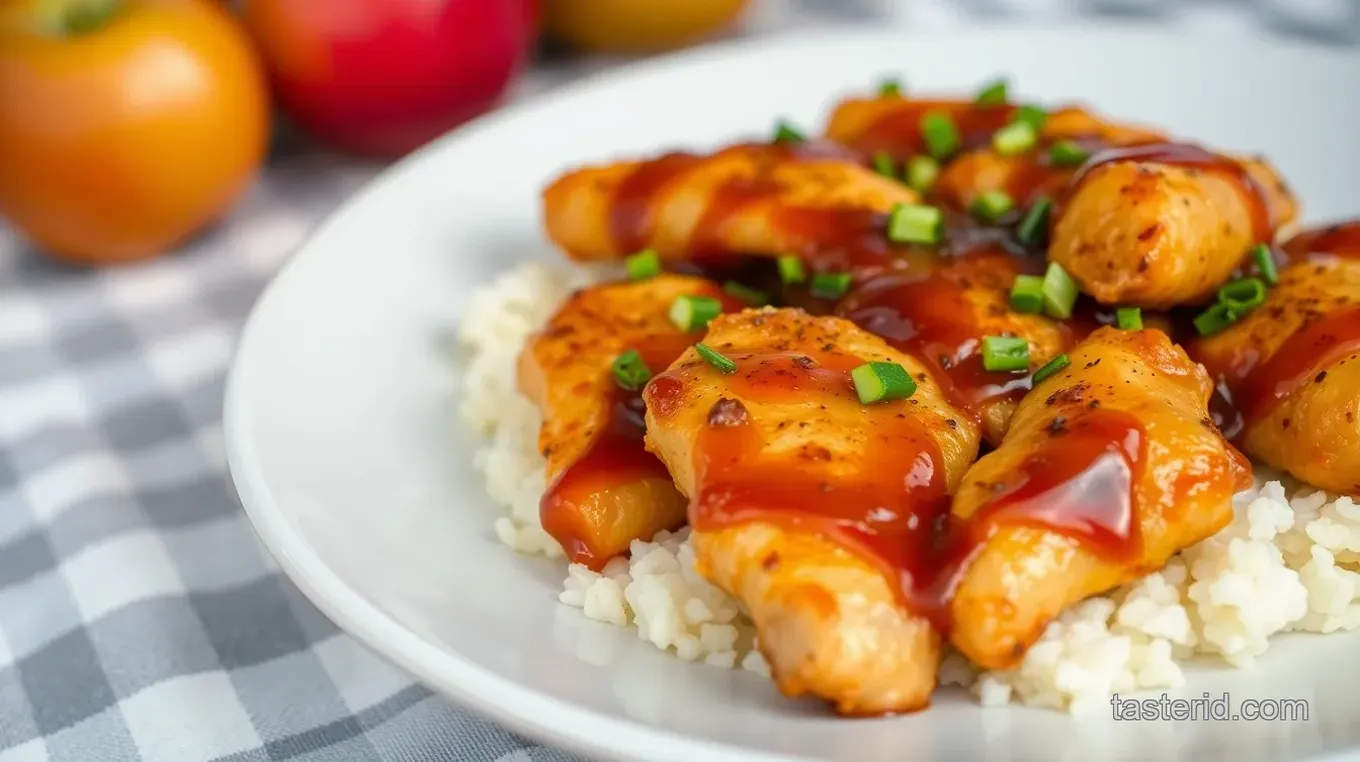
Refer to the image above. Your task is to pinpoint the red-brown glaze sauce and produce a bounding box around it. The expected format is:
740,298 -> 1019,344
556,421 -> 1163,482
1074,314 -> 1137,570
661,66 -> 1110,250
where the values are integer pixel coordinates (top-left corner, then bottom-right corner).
1067,143 -> 1277,244
1282,220 -> 1360,263
609,152 -> 704,255
944,410 -> 1146,563
540,389 -> 665,570
835,248 -> 1105,423
661,349 -> 1147,630
540,333 -> 704,571
852,101 -> 1018,160
1191,223 -> 1360,439
1231,306 -> 1360,431
671,351 -> 954,626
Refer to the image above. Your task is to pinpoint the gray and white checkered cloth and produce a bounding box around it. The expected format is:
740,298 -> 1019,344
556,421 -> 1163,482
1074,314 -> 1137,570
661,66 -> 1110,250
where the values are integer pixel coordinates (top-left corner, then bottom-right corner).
1,2 -> 1355,760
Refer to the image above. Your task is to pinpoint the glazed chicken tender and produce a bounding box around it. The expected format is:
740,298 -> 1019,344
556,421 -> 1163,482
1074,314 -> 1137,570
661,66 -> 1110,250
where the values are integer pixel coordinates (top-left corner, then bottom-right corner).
824,95 -> 1163,208
947,327 -> 1249,669
518,274 -> 738,569
541,142 -> 918,270
1051,145 -> 1297,308
643,309 -> 980,714
1188,223 -> 1360,496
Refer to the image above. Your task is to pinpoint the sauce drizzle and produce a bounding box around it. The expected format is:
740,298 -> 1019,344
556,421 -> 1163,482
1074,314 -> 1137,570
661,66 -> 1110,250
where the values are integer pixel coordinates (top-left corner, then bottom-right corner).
657,350 -> 1148,631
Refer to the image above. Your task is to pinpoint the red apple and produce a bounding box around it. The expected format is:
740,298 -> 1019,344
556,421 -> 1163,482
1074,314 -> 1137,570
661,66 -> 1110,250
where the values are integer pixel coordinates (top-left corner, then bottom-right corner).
243,0 -> 539,157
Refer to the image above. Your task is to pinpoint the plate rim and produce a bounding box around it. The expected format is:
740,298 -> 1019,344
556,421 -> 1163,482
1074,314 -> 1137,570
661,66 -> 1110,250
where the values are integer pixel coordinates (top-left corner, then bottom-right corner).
224,23 -> 1360,762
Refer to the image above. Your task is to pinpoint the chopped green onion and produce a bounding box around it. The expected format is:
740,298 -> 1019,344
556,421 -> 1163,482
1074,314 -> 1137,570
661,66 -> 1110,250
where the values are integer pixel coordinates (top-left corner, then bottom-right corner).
872,151 -> 895,178
611,350 -> 652,391
1031,354 -> 1070,385
1194,302 -> 1240,336
723,281 -> 769,306
906,155 -> 940,194
777,255 -> 806,285
1017,196 -> 1053,247
1048,139 -> 1090,167
1115,307 -> 1143,330
1252,243 -> 1279,285
992,121 -> 1037,156
695,342 -> 737,374
971,190 -> 1015,222
773,120 -> 805,144
982,335 -> 1030,373
624,248 -> 661,280
975,78 -> 1008,106
887,203 -> 944,245
851,361 -> 917,404
1009,274 -> 1044,314
1041,262 -> 1079,319
669,295 -> 722,332
811,272 -> 853,299
921,112 -> 960,160
1014,104 -> 1047,131
878,78 -> 903,97
1218,277 -> 1266,312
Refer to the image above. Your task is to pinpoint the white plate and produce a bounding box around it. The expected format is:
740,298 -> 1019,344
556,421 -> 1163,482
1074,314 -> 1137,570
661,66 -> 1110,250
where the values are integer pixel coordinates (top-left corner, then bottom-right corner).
224,25 -> 1360,762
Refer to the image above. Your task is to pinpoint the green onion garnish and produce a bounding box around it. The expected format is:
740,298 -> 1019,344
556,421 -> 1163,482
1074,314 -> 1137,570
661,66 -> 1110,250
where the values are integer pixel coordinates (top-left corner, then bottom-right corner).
921,112 -> 960,160
1031,354 -> 1070,385
1014,105 -> 1047,131
992,121 -> 1037,156
723,281 -> 769,306
777,255 -> 806,285
1252,243 -> 1279,286
851,361 -> 918,404
1048,139 -> 1090,167
872,151 -> 895,178
669,295 -> 722,332
887,203 -> 944,245
971,190 -> 1015,223
906,155 -> 940,194
1218,277 -> 1267,312
878,78 -> 903,97
1017,196 -> 1052,247
975,78 -> 1008,106
1009,274 -> 1044,314
624,249 -> 661,280
810,272 -> 853,299
773,120 -> 805,144
695,342 -> 737,374
1116,307 -> 1143,330
611,349 -> 652,391
1194,302 -> 1240,336
1041,262 -> 1078,320
981,335 -> 1030,373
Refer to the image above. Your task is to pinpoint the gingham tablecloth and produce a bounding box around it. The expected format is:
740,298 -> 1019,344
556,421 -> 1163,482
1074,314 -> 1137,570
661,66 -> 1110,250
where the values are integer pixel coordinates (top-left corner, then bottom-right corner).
1,2 -> 1355,760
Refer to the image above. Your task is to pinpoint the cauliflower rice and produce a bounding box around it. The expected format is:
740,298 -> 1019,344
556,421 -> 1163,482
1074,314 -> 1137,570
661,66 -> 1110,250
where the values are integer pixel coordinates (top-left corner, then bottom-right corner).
458,261 -> 1360,713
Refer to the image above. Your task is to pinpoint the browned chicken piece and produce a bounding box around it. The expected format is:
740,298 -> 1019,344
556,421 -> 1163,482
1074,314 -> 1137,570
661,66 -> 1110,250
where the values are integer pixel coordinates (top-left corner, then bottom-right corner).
1187,222 -> 1360,496
1051,144 -> 1298,308
518,274 -> 744,570
947,327 -> 1250,669
823,95 -> 1164,212
837,249 -> 1083,445
932,108 -> 1166,211
824,95 -> 1160,164
541,142 -> 918,272
643,308 -> 981,714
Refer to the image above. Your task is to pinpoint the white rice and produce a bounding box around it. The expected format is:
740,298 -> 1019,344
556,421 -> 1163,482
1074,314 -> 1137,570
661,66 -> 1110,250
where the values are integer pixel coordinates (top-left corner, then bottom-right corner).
459,260 -> 1360,713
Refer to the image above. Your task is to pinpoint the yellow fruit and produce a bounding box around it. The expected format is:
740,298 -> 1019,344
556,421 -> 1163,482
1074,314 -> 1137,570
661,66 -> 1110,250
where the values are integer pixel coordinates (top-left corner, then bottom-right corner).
545,0 -> 751,53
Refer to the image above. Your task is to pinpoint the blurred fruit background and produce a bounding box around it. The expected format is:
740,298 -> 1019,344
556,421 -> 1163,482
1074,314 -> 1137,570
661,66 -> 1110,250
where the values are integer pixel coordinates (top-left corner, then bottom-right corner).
0,0 -> 754,266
